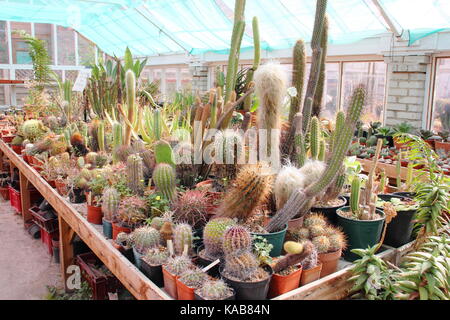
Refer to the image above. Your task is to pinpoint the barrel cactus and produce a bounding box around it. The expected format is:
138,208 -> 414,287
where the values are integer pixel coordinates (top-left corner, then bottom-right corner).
179,268 -> 208,289
312,235 -> 330,254
164,256 -> 193,276
195,280 -> 234,300
223,251 -> 260,282
222,225 -> 252,255
203,218 -> 236,260
142,248 -> 169,266
131,226 -> 160,254
173,223 -> 193,256
153,163 -> 176,202
22,119 -> 46,142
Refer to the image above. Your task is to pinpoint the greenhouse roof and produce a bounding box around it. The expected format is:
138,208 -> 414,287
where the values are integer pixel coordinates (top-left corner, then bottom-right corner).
0,0 -> 449,57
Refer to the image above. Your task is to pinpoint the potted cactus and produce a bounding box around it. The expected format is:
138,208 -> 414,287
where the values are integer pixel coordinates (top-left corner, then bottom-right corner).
112,196 -> 147,240
101,188 -> 120,239
176,267 -> 208,300
162,255 -> 194,299
141,248 -> 169,287
130,226 -> 161,269
195,279 -> 235,300
86,172 -> 108,225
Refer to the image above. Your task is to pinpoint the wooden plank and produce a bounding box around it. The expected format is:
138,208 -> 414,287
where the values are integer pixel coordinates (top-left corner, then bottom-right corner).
59,214 -> 75,292
19,171 -> 32,224
0,140 -> 171,300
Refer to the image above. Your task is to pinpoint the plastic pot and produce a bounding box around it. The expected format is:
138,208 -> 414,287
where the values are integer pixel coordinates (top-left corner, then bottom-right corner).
176,278 -> 196,300
195,245 -> 220,278
337,207 -> 385,262
0,186 -> 9,200
87,204 -> 103,225
300,262 -> 322,286
112,222 -> 132,240
102,218 -> 113,239
220,266 -> 273,300
162,266 -> 179,299
311,196 -> 348,226
392,192 -> 416,199
140,259 -> 164,287
132,247 -> 144,269
287,216 -> 304,231
251,224 -> 288,257
318,249 -> 342,278
69,188 -> 85,204
268,267 -> 302,298
55,180 -> 68,196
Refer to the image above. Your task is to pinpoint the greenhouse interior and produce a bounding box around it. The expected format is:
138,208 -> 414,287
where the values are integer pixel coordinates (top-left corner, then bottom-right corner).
0,0 -> 449,303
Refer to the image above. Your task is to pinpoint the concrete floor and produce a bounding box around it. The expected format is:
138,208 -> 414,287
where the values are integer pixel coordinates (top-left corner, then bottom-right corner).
0,198 -> 62,300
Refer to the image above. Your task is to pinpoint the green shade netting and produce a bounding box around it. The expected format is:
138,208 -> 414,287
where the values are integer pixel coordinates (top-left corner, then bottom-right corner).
0,0 -> 449,57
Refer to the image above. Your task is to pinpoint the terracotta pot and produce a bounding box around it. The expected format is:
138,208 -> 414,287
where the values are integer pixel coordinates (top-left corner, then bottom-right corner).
112,222 -> 132,240
162,266 -> 179,299
435,141 -> 450,152
176,277 -> 196,300
2,135 -> 14,143
30,156 -> 43,172
318,249 -> 342,278
87,204 -> 103,225
300,262 -> 323,286
55,180 -> 68,196
45,179 -> 56,188
11,145 -> 23,155
288,216 -> 304,231
268,267 -> 302,298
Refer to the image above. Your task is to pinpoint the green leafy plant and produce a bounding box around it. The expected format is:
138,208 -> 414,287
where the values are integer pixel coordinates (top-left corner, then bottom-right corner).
252,235 -> 273,265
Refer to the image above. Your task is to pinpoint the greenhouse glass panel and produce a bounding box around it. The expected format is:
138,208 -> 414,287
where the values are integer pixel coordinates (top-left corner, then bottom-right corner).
181,68 -> 193,91
0,21 -> 8,64
78,34 -> 96,67
432,58 -> 450,132
10,22 -> 31,64
57,26 -> 75,65
34,23 -> 54,64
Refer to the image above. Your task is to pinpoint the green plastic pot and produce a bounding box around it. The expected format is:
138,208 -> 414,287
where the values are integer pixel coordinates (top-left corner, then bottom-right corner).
251,224 -> 288,257
337,207 -> 385,262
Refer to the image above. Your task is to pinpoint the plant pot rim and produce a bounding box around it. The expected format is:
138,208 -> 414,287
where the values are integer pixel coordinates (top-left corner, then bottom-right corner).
251,224 -> 288,236
272,265 -> 303,278
302,261 -> 323,272
220,265 -> 273,285
312,195 -> 347,209
318,248 -> 342,260
337,206 -> 386,222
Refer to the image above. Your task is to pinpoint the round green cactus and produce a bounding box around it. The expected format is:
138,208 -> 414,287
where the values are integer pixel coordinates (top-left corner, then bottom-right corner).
153,163 -> 176,201
22,119 -> 46,142
179,268 -> 208,289
164,256 -> 193,276
309,224 -> 326,238
203,218 -> 236,259
195,280 -> 234,300
223,251 -> 259,282
304,214 -> 327,228
131,226 -> 160,254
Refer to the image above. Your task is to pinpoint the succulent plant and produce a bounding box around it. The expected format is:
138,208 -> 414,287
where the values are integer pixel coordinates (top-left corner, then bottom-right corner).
304,213 -> 327,228
291,227 -> 310,241
179,268 -> 208,289
203,218 -> 236,260
164,256 -> 193,276
22,119 -> 47,142
116,196 -> 148,228
195,280 -> 234,300
223,251 -> 260,282
312,235 -> 330,253
300,241 -> 319,270
222,225 -> 252,255
101,187 -> 120,221
153,163 -> 177,202
131,226 -> 160,254
309,224 -> 326,238
142,248 -> 169,266
327,229 -> 347,252
173,223 -> 193,256
171,190 -> 209,229
127,154 -> 145,196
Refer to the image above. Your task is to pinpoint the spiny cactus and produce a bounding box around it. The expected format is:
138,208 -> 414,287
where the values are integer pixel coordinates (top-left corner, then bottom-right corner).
101,187 -> 120,221
312,235 -> 330,253
223,251 -> 260,282
112,121 -> 123,153
97,120 -> 105,152
266,86 -> 365,233
131,226 -> 160,254
174,223 -> 193,256
214,130 -> 245,181
153,163 -> 176,202
179,268 -> 208,289
304,213 -> 327,228
350,177 -> 361,215
164,256 -> 193,276
195,280 -> 234,300
22,119 -> 46,142
310,117 -> 321,160
312,16 -> 329,117
222,225 -> 252,255
309,225 -> 326,238
243,16 -> 261,114
330,111 -> 345,154
291,227 -> 310,241
289,40 -> 306,124
273,241 -> 313,273
274,165 -> 305,210
300,241 -> 319,270
216,164 -> 272,222
203,218 -> 236,260
85,152 -> 98,166
124,69 -> 136,146
327,229 -> 347,252
171,190 -> 209,229
127,154 -> 144,196
142,248 -> 169,266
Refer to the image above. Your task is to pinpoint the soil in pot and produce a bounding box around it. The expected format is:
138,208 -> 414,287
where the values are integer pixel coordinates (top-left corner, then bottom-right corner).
251,224 -> 288,258
221,266 -> 273,300
102,218 -> 113,239
300,262 -> 322,286
140,259 -> 164,287
337,207 -> 385,262
268,266 -> 302,298
311,196 -> 348,226
318,249 -> 342,278
87,204 -> 103,225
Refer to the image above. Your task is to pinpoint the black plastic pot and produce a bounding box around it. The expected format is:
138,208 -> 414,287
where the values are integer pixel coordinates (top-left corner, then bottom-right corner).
195,245 -> 221,278
193,227 -> 204,252
122,247 -> 135,264
220,266 -> 273,300
140,259 -> 164,287
311,196 -> 348,226
377,194 -> 417,248
69,188 -> 85,204
27,223 -> 41,239
102,218 -> 113,239
392,192 -> 416,199
39,199 -> 53,212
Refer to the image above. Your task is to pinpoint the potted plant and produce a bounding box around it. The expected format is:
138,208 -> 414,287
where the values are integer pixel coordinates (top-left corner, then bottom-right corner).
112,196 -> 148,240
299,244 -> 322,286
86,172 -> 108,225
393,122 -> 413,149
112,232 -> 135,264
195,279 -> 235,300
11,135 -> 24,154
101,187 -> 120,239
141,248 -> 169,287
129,226 -> 161,269
435,131 -> 450,152
176,267 -> 208,300
162,255 -> 194,299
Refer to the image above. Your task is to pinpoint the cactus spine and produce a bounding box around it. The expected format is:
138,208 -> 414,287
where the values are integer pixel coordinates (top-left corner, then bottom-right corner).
126,154 -> 144,196
174,223 -> 193,256
164,256 -> 193,276
223,251 -> 260,281
222,226 -> 252,255
289,40 -> 306,123
179,269 -> 208,289
101,187 -> 120,221
196,280 -> 233,300
203,218 -> 236,259
124,70 -> 135,146
330,111 -> 345,154
153,163 -> 176,201
266,86 -> 365,233
131,226 -> 160,254
97,120 -> 105,152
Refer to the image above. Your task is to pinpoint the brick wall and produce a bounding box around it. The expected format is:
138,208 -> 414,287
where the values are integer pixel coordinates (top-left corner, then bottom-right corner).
384,54 -> 430,129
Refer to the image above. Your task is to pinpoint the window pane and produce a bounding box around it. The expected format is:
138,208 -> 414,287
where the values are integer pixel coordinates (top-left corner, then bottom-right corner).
432,58 -> 450,132
165,68 -> 177,98
0,21 -> 8,64
11,22 -> 31,64
180,68 -> 192,91
57,26 -> 75,65
342,61 -> 386,124
78,34 -> 96,66
35,23 -> 54,64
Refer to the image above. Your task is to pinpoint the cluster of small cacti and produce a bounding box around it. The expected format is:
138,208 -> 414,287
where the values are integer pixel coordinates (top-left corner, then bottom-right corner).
22,119 -> 47,142
173,223 -> 193,256
171,190 -> 209,229
142,248 -> 169,266
131,226 -> 160,254
195,280 -> 234,300
202,218 -> 236,260
290,213 -> 347,254
178,268 -> 208,289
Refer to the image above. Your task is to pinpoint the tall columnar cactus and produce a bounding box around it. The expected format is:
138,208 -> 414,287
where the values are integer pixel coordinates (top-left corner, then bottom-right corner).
350,177 -> 362,215
127,154 -> 144,196
267,86 -> 365,233
174,223 -> 193,256
289,40 -> 306,124
131,226 -> 160,254
217,164 -> 272,222
302,0 -> 328,134
97,120 -> 105,152
330,111 -> 345,154
222,225 -> 252,255
243,16 -> 261,112
214,130 -> 245,180
101,187 -> 120,221
310,116 -> 321,160
254,63 -> 287,165
223,251 -> 259,282
312,16 -> 329,117
153,163 -> 176,201
124,69 -> 136,146
203,218 -> 236,259
379,170 -> 387,193
112,121 -> 123,151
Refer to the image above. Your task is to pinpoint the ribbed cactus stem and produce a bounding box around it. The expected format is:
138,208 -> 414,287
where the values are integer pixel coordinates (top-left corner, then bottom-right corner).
312,16 -> 329,117
124,70 -> 136,146
318,139 -> 326,161
406,162 -> 413,190
97,120 -> 105,152
153,163 -> 177,202
101,187 -> 120,221
223,226 -> 252,255
302,97 -> 315,135
330,111 -> 345,154
310,116 -> 320,160
311,0 -> 328,50
289,40 -> 306,123
126,154 -> 144,196
266,86 -> 365,233
379,170 -> 387,193
112,121 -> 123,150
154,109 -> 161,141
350,177 -> 361,215
210,91 -> 218,129
174,223 -> 193,256
244,16 -> 261,112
